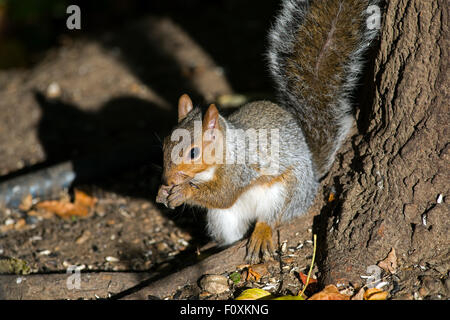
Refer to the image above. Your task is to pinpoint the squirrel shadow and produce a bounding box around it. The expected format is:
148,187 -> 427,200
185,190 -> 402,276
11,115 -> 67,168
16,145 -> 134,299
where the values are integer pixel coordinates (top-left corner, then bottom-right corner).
38,2 -> 274,249
33,90 -> 211,246
22,2 -> 280,277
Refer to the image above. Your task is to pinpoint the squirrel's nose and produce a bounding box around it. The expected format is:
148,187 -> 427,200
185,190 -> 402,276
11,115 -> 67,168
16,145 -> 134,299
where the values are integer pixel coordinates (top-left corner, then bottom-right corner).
162,170 -> 189,186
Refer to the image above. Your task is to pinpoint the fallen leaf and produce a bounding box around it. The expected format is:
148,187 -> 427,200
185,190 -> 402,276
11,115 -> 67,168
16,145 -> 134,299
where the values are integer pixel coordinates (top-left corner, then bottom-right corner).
235,288 -> 307,301
308,285 -> 351,300
363,288 -> 388,300
246,267 -> 262,282
235,288 -> 272,300
377,248 -> 397,274
35,189 -> 96,219
273,295 -> 305,300
74,189 -> 97,208
328,192 -> 335,202
36,200 -> 88,218
299,271 -> 318,286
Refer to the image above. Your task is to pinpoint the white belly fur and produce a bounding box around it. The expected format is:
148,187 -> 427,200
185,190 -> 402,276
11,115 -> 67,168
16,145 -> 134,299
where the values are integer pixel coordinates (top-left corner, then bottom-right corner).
206,182 -> 285,245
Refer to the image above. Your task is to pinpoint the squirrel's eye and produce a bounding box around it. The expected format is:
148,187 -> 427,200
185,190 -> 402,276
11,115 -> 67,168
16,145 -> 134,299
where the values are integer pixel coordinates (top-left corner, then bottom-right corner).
189,147 -> 200,159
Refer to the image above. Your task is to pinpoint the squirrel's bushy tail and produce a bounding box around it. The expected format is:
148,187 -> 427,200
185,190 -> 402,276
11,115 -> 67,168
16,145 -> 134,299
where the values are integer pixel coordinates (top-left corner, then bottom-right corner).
268,0 -> 378,176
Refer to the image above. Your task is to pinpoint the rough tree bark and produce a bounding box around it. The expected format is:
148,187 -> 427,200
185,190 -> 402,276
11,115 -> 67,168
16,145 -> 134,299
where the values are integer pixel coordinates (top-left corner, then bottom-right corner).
318,0 -> 449,286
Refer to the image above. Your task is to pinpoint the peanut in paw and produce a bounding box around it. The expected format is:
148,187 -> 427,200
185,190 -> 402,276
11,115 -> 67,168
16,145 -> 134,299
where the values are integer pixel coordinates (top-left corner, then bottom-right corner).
156,185 -> 172,207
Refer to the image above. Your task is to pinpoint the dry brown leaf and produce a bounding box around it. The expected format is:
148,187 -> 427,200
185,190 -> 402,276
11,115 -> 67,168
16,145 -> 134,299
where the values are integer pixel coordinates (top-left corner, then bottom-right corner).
299,271 -> 318,286
377,248 -> 398,274
36,200 -> 88,218
328,192 -> 335,202
34,189 -> 96,219
74,189 -> 97,208
246,267 -> 262,282
308,284 -> 351,300
363,288 -> 388,300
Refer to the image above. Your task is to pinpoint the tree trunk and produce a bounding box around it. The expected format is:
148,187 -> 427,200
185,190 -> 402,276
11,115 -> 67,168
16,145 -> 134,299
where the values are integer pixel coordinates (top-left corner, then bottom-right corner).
318,0 -> 449,287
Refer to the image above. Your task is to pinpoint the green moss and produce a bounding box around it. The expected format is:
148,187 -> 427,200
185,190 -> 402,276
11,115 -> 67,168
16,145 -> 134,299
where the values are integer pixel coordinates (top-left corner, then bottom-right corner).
0,257 -> 31,275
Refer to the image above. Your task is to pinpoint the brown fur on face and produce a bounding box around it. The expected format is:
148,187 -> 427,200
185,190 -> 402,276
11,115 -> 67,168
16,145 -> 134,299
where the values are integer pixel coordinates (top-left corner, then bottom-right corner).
161,95 -> 222,186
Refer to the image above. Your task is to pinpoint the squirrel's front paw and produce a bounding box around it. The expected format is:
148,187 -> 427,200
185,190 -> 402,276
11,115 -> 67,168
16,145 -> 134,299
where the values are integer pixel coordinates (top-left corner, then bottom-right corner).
167,184 -> 192,209
246,221 -> 275,264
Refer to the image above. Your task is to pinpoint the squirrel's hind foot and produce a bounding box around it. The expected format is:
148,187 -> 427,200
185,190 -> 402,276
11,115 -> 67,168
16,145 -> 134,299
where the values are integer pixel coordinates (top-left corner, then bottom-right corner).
246,221 -> 275,264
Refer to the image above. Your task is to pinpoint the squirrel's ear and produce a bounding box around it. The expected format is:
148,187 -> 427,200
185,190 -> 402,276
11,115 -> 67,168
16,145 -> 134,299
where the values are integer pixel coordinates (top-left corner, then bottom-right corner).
178,94 -> 194,122
203,104 -> 219,132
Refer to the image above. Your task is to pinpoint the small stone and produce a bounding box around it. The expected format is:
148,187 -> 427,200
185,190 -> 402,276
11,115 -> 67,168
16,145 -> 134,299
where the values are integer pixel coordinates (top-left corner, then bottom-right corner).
281,241 -> 287,253
46,82 -> 61,98
105,256 -> 119,262
199,275 -> 230,294
38,250 -> 51,256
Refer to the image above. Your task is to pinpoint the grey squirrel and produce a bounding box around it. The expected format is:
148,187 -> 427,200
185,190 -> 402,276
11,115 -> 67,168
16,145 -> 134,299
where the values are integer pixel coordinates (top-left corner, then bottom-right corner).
156,0 -> 378,262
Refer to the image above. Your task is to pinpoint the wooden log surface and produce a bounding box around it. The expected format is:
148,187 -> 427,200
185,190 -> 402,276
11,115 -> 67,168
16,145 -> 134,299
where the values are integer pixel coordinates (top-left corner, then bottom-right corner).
0,213 -> 316,300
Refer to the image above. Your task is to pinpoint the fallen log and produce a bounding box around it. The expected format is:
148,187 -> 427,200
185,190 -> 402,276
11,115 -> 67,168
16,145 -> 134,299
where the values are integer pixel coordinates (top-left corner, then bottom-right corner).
0,272 -> 152,300
0,213 -> 316,300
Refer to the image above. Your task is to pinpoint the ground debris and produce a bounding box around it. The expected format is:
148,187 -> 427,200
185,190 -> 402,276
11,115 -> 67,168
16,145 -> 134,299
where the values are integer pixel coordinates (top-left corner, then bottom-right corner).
0,257 -> 31,275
